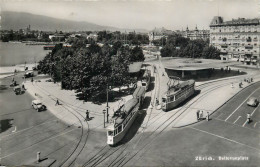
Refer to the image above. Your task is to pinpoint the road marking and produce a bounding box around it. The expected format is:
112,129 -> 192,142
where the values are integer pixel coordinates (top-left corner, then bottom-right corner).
213,117 -> 260,134
0,128 -> 77,159
242,120 -> 248,127
233,116 -> 241,124
189,127 -> 260,153
254,122 -> 258,128
1,119 -> 57,139
251,105 -> 259,116
225,87 -> 260,122
216,113 -> 223,119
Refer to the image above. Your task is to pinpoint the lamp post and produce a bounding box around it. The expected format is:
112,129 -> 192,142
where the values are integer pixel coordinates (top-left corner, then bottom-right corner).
103,109 -> 106,128
106,84 -> 111,123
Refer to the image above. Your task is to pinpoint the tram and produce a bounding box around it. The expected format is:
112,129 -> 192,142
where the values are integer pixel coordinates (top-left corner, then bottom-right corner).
141,70 -> 151,91
107,86 -> 146,146
161,79 -> 195,111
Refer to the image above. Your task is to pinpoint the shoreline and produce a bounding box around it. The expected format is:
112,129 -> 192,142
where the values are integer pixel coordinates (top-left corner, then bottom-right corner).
0,63 -> 37,79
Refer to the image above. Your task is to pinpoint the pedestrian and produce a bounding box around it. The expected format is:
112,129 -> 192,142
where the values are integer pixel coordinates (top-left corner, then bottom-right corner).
155,98 -> 159,105
239,82 -> 242,88
22,83 -> 25,90
31,77 -> 34,82
200,110 -> 203,120
247,113 -> 251,124
206,112 -> 210,121
197,110 -> 200,120
12,77 -> 14,82
251,78 -> 253,82
86,110 -> 90,121
55,99 -> 60,106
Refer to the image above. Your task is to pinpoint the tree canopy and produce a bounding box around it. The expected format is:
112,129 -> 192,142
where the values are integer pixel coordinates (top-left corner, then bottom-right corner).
38,39 -> 144,102
160,34 -> 220,59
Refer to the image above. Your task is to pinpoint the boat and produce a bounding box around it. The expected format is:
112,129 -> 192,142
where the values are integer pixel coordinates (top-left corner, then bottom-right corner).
161,79 -> 195,111
107,86 -> 146,146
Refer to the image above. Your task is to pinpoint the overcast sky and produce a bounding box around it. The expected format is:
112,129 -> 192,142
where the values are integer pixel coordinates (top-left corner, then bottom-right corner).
1,0 -> 259,31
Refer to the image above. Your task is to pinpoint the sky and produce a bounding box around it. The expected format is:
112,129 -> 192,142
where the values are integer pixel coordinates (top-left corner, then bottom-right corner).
1,0 -> 259,31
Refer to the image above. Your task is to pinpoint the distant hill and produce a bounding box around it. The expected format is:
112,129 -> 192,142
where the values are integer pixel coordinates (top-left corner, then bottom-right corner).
1,11 -> 147,33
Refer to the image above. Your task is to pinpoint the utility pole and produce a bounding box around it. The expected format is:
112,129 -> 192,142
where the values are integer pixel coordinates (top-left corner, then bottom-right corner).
106,84 -> 110,123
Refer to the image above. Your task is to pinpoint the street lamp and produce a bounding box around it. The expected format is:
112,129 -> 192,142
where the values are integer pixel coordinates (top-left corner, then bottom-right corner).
103,109 -> 106,128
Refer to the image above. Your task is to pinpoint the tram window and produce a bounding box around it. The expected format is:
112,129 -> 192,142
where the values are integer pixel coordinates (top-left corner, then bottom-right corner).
162,98 -> 166,103
118,125 -> 122,133
170,96 -> 174,102
142,83 -> 146,86
108,131 -> 114,136
114,129 -> 118,135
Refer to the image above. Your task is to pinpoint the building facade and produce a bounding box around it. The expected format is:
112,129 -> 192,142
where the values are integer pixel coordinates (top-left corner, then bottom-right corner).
148,27 -> 174,45
209,16 -> 260,65
180,26 -> 210,40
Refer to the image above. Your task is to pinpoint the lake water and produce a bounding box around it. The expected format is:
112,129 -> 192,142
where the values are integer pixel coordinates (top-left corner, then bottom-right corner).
0,42 -> 50,66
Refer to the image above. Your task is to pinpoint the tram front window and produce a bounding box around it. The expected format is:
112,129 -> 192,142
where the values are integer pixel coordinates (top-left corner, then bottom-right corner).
162,98 -> 166,103
108,131 -> 114,136
142,82 -> 146,86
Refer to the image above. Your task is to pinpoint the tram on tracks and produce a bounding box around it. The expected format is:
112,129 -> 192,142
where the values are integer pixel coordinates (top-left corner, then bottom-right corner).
141,70 -> 151,91
161,78 -> 195,111
107,86 -> 146,146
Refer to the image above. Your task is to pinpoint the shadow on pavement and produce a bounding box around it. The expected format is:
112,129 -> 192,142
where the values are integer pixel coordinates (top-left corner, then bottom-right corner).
170,90 -> 201,110
0,85 -> 8,90
147,82 -> 155,92
0,119 -> 14,133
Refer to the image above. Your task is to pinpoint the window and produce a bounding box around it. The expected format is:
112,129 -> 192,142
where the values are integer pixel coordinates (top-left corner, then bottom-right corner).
108,131 -> 114,136
118,125 -> 122,133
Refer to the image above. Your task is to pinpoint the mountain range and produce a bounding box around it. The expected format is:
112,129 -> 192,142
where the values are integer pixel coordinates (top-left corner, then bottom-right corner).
1,11 -> 147,33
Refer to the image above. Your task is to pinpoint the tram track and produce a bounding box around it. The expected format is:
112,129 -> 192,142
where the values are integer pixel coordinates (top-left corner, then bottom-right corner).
34,82 -> 90,167
102,80 -> 243,166
98,66 -> 260,166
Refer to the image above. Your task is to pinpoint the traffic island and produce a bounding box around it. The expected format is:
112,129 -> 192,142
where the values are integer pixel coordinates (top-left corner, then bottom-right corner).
28,158 -> 56,167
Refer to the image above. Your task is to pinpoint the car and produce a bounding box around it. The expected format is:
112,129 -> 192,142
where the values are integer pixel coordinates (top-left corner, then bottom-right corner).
13,86 -> 24,95
24,71 -> 34,78
247,97 -> 259,107
32,100 -> 47,111
45,79 -> 53,82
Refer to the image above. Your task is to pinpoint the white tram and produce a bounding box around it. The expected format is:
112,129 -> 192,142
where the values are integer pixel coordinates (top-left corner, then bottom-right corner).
107,86 -> 146,146
161,80 -> 195,111
141,70 -> 151,91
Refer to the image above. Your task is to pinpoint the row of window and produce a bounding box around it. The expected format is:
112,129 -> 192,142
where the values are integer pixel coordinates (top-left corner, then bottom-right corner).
167,85 -> 194,103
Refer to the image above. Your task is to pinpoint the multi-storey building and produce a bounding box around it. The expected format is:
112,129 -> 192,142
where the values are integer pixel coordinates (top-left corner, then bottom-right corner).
180,26 -> 210,40
148,27 -> 174,45
210,16 -> 260,65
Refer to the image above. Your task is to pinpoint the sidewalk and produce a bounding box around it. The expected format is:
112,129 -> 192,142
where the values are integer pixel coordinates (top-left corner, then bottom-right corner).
172,76 -> 260,128
24,79 -> 132,131
142,61 -> 260,130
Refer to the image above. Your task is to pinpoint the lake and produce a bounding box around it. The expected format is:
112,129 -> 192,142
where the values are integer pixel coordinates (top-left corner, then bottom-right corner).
0,42 -> 50,66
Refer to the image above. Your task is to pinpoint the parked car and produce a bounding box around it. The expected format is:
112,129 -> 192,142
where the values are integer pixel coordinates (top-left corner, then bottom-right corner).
45,79 -> 53,82
32,100 -> 47,111
247,97 -> 259,107
24,71 -> 34,78
13,86 -> 24,95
